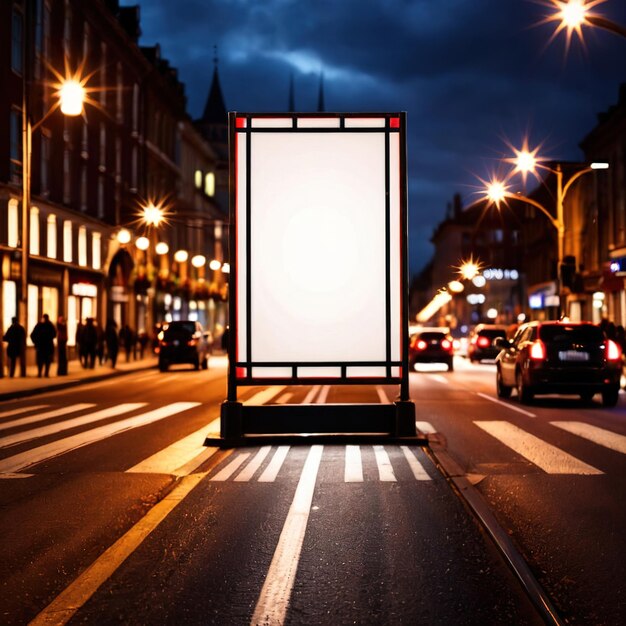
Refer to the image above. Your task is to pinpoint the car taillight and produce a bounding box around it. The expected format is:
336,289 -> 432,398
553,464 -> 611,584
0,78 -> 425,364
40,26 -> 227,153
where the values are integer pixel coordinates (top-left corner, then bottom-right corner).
529,340 -> 546,360
477,336 -> 490,348
416,340 -> 427,350
606,339 -> 621,361
441,339 -> 452,351
187,339 -> 197,346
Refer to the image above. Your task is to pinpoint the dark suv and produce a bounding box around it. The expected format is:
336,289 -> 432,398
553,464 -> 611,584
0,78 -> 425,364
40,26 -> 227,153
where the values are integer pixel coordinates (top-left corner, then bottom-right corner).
495,321 -> 622,406
468,324 -> 508,362
157,321 -> 210,372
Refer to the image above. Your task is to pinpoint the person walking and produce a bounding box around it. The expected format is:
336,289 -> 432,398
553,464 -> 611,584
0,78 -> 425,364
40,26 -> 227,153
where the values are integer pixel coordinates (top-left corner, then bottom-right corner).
30,314 -> 57,377
56,316 -> 68,375
2,317 -> 27,377
81,318 -> 98,369
120,324 -> 136,362
105,319 -> 119,368
75,320 -> 86,368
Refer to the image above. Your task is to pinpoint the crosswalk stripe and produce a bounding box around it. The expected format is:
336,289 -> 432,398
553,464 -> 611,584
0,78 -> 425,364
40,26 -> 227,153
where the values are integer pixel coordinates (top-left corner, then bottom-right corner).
475,421 -> 603,475
344,445 -> 363,482
0,404 -> 96,431
0,402 -> 200,474
303,385 -> 321,404
1,404 -> 147,449
127,418 -> 220,475
375,386 -> 390,404
415,421 -> 437,434
0,405 -> 49,419
401,446 -> 432,481
316,385 -> 331,404
211,452 -> 251,481
243,386 -> 287,405
476,392 -> 536,418
258,446 -> 290,482
235,446 -> 272,481
373,445 -> 396,481
274,392 -> 294,405
551,421 -> 626,455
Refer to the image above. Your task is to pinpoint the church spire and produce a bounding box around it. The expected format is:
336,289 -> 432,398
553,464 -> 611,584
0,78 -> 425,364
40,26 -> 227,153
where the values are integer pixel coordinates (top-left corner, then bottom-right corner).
201,45 -> 227,124
317,70 -> 325,112
288,72 -> 295,112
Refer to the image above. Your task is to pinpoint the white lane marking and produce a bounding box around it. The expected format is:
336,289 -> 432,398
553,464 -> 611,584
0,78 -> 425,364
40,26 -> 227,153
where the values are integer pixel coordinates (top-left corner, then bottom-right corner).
1,404 -> 147,449
476,392 -> 536,418
251,445 -> 323,626
375,386 -> 390,404
373,445 -> 396,482
29,471 -> 207,626
274,392 -> 294,405
211,453 -> 251,481
0,405 -> 49,419
127,417 -> 220,475
551,421 -> 626,455
316,385 -> 331,404
415,421 -> 437,434
0,404 -> 96,431
401,446 -> 432,481
428,374 -> 449,385
258,446 -> 290,482
235,446 -> 272,482
303,385 -> 321,404
0,402 -> 200,474
474,421 -> 603,475
243,386 -> 287,405
344,445 -> 363,482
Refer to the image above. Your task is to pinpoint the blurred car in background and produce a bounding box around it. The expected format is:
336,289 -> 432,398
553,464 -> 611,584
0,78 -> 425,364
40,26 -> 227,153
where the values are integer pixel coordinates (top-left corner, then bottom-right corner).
409,328 -> 455,371
158,321 -> 210,372
495,320 -> 622,406
468,324 -> 508,362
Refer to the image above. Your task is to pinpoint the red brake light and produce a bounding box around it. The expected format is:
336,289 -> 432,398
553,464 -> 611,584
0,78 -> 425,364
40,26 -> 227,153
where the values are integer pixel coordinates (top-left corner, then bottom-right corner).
606,339 -> 621,361
529,340 -> 546,360
416,340 -> 427,350
187,339 -> 197,346
441,339 -> 452,351
477,336 -> 490,348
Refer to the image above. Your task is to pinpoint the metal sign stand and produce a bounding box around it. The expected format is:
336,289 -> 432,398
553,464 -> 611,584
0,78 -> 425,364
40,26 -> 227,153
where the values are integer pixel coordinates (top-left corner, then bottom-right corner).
206,112 -> 418,446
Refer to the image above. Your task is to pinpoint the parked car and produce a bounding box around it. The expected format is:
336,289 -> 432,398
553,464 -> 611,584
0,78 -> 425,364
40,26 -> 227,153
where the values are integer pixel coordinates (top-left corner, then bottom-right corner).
468,324 -> 508,362
495,320 -> 622,406
157,321 -> 210,372
409,329 -> 455,371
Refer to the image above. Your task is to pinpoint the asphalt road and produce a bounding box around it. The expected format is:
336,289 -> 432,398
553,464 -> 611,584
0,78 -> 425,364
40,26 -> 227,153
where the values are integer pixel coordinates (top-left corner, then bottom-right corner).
1,356 -> 623,624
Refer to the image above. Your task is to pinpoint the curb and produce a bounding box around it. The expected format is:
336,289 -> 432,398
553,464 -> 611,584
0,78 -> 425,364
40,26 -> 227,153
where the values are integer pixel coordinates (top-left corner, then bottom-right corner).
0,363 -> 157,402
426,440 -> 565,626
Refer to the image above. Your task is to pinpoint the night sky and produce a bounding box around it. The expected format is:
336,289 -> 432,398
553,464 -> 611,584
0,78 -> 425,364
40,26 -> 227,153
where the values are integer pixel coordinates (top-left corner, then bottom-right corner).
130,0 -> 626,275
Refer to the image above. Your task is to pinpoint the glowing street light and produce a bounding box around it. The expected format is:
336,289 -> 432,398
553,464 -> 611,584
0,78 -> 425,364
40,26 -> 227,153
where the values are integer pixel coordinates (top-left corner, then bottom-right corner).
155,242 -> 169,256
58,79 -> 85,116
135,236 -> 150,251
117,228 -> 132,245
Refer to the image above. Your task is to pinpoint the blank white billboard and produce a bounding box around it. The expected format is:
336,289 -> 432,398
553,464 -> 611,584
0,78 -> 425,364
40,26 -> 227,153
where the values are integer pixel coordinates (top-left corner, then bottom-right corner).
233,115 -> 404,381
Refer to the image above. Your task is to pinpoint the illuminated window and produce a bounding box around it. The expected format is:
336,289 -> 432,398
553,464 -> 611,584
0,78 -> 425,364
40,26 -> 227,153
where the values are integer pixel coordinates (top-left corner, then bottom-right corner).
42,286 -> 58,325
8,199 -> 19,247
47,214 -> 57,259
63,220 -> 72,262
78,226 -> 87,266
92,232 -> 101,270
205,172 -> 215,196
27,285 -> 38,343
194,170 -> 202,188
30,207 -> 40,255
2,281 -> 17,331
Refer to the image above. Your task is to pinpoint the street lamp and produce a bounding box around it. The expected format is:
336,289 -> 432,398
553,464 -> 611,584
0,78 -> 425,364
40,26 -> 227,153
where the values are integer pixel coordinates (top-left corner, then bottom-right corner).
20,74 -> 86,326
538,0 -> 626,49
481,141 -> 609,311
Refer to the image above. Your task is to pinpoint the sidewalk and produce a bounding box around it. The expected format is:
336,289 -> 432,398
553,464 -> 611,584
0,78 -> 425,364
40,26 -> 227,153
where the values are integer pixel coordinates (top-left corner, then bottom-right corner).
0,355 -> 158,402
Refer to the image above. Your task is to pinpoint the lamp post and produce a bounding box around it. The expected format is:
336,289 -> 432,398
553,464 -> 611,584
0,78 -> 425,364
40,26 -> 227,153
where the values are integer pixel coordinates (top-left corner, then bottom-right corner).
482,145 -> 609,314
20,77 -> 85,328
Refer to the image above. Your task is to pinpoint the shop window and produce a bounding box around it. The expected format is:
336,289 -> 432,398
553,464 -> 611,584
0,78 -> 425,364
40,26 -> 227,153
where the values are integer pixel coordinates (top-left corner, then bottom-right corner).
2,281 -> 17,331
42,286 -> 58,325
27,285 -> 38,343
92,232 -> 101,270
8,199 -> 19,247
30,207 -> 40,255
47,214 -> 57,259
78,226 -> 87,266
63,220 -> 72,262
205,172 -> 215,196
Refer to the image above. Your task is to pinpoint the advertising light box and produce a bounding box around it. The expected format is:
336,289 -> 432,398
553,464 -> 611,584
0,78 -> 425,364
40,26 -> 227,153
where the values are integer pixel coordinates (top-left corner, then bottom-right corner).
230,113 -> 408,385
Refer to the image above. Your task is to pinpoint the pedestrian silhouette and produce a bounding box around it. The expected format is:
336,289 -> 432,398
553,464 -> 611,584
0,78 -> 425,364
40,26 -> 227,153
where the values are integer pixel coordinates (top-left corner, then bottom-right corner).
56,316 -> 68,375
30,314 -> 57,377
81,318 -> 98,369
3,317 -> 27,377
105,319 -> 119,368
120,324 -> 136,362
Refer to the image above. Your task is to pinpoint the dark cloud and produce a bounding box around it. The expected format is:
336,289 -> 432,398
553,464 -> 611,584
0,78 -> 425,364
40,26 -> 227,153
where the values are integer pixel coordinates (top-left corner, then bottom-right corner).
131,0 -> 626,274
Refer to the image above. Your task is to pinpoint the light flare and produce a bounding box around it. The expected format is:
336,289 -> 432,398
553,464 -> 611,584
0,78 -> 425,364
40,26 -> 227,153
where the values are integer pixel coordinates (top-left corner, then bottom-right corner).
455,255 -> 484,281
